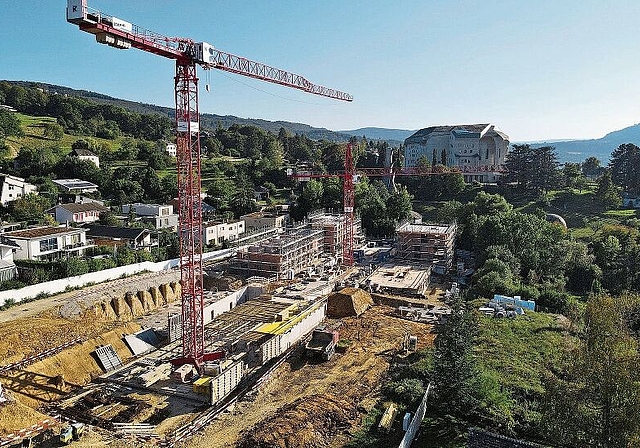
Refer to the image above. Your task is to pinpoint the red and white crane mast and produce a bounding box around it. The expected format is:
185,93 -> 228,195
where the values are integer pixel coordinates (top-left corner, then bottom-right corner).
67,0 -> 352,368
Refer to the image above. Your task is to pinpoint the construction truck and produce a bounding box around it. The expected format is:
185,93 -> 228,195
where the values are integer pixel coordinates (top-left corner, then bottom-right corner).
60,423 -> 85,445
306,326 -> 340,361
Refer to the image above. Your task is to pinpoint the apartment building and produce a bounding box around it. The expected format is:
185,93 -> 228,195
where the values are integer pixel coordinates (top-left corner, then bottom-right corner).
396,222 -> 457,275
0,174 -> 37,206
230,226 -> 323,279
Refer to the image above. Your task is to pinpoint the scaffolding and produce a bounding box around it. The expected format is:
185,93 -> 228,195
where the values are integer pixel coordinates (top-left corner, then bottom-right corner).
396,223 -> 457,274
308,210 -> 364,259
229,226 -> 323,279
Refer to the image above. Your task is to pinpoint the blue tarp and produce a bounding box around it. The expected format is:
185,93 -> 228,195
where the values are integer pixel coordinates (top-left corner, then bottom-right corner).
493,294 -> 536,311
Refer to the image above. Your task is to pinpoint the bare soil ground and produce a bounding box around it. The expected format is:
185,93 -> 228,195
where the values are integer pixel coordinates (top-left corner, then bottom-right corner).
187,305 -> 435,448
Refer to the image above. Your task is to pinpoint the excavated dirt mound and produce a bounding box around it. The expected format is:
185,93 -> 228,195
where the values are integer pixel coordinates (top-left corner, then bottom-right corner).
327,287 -> 373,318
237,394 -> 357,448
0,321 -> 141,409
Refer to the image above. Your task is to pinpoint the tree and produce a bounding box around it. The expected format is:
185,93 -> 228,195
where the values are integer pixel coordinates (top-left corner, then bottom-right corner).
582,156 -> 602,177
0,110 -> 23,138
43,122 -> 64,141
504,145 -> 560,195
431,296 -> 480,420
530,146 -> 561,195
563,162 -> 583,189
386,185 -> 413,222
15,145 -> 59,177
8,193 -> 51,222
543,294 -> 640,447
596,169 -> 622,209
609,143 -> 640,194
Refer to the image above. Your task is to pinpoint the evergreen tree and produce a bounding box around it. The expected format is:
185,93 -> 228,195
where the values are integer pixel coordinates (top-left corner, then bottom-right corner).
609,143 -> 640,194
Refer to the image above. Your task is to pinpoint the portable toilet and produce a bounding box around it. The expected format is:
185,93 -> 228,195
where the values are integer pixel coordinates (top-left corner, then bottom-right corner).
403,412 -> 412,431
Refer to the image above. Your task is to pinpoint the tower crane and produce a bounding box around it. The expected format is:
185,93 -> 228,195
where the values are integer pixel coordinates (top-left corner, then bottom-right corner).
66,0 -> 352,369
289,144 -> 506,266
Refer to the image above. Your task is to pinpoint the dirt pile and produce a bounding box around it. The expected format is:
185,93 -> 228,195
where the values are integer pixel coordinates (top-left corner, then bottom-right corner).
0,401 -> 53,435
0,321 -> 141,408
238,394 -> 356,448
327,287 -> 373,318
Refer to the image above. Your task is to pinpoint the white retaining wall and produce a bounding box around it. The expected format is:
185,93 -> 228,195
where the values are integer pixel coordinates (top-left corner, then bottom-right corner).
0,248 -> 235,307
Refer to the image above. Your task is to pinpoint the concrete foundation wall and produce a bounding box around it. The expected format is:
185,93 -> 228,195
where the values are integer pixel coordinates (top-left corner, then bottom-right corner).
210,359 -> 245,405
280,302 -> 326,350
203,287 -> 247,324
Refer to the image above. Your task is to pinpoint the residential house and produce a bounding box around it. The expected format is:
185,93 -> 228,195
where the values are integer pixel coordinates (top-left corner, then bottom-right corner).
70,147 -> 100,167
203,220 -> 245,246
169,198 -> 215,219
241,210 -> 287,232
122,203 -> 179,230
0,174 -> 37,206
57,193 -> 104,206
53,178 -> 99,194
4,226 -> 93,261
253,186 -> 270,201
0,236 -> 19,281
166,142 -> 177,157
47,202 -> 109,225
85,225 -> 154,251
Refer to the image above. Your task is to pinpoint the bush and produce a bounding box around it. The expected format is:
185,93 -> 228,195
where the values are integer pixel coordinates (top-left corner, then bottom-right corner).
0,279 -> 26,291
383,378 -> 425,407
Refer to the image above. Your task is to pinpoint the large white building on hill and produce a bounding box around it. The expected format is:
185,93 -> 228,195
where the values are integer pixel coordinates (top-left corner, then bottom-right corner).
403,124 -> 509,183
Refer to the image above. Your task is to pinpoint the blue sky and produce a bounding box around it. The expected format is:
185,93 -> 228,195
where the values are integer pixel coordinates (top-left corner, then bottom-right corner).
1,1 -> 640,141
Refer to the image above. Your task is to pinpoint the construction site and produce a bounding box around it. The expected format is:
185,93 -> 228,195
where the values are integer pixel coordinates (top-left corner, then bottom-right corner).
0,210 -> 457,447
0,2 -> 468,447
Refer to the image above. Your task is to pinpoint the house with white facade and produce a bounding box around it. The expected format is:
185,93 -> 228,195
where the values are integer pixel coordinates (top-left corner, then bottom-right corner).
166,142 -> 177,157
47,202 -> 109,225
70,147 -> 100,167
403,124 -> 509,183
122,203 -> 179,230
0,174 -> 37,206
241,210 -> 287,232
4,226 -> 93,261
0,236 -> 19,281
203,220 -> 245,246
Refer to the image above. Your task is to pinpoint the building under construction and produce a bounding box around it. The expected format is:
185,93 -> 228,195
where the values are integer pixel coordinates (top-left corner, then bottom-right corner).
230,225 -> 324,279
396,222 -> 457,274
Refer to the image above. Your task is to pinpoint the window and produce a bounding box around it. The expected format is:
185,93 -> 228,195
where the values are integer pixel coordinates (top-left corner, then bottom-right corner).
40,237 -> 58,252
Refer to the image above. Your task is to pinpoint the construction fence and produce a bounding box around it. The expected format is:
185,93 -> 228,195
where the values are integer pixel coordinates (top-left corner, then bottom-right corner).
398,382 -> 432,448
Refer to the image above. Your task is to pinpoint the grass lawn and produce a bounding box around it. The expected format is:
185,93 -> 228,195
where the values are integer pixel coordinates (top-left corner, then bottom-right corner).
5,113 -> 120,156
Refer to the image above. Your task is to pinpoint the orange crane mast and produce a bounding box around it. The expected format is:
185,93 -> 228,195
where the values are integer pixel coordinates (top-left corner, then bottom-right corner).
66,0 -> 352,369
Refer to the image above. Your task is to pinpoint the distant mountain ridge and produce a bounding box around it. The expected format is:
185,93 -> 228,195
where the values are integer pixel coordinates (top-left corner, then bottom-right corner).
527,124 -> 640,163
6,81 -> 640,161
5,81 -> 354,142
339,127 -> 415,143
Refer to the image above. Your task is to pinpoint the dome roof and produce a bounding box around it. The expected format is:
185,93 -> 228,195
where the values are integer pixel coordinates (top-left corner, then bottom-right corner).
545,213 -> 567,229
